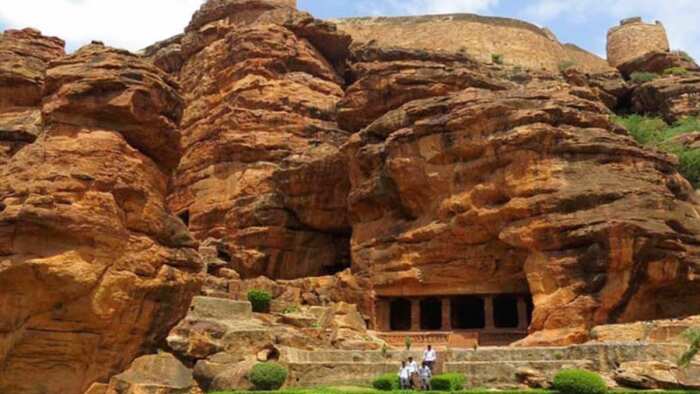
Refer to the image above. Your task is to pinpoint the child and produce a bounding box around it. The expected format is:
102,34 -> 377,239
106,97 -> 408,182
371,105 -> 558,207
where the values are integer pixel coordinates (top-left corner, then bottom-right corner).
420,361 -> 433,390
398,361 -> 411,389
407,356 -> 420,389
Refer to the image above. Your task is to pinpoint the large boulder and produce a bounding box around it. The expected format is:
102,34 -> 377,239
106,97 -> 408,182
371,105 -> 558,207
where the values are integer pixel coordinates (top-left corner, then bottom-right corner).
632,73 -> 700,123
105,353 -> 201,394
614,361 -> 700,390
0,43 -> 202,394
617,50 -> 699,79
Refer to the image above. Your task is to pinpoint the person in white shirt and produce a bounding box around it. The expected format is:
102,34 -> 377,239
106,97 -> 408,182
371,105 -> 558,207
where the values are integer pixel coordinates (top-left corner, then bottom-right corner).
420,361 -> 433,390
423,344 -> 437,372
407,356 -> 419,388
398,361 -> 411,389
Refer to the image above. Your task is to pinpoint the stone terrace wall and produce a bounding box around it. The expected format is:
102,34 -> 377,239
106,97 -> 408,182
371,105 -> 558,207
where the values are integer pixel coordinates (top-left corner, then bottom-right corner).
334,14 -> 612,72
607,17 -> 670,67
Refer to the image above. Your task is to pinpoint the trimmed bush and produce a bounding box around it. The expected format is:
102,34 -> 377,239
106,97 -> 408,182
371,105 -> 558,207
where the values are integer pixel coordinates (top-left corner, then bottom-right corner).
249,362 -> 288,391
431,373 -> 466,391
552,369 -> 607,394
664,67 -> 689,76
372,373 -> 400,391
630,71 -> 658,83
247,289 -> 272,313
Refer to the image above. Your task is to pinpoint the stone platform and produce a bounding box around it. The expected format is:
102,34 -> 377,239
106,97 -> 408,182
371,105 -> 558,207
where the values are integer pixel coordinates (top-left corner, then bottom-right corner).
280,342 -> 687,388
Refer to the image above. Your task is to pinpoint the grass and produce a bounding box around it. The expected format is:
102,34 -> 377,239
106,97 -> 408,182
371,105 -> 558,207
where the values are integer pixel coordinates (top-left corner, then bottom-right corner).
209,389 -> 700,394
629,71 -> 658,83
613,115 -> 700,187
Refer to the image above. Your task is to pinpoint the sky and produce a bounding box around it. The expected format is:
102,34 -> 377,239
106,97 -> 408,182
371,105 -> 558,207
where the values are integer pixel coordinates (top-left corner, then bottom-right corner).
0,0 -> 698,61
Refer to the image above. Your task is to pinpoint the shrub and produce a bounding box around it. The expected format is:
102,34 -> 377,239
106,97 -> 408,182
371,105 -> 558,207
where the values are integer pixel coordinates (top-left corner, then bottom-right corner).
404,336 -> 412,350
431,373 -> 466,391
630,71 -> 658,83
552,369 -> 607,394
679,327 -> 700,367
559,61 -> 577,72
491,53 -> 504,65
247,289 -> 272,313
372,372 -> 399,391
664,67 -> 689,76
249,362 -> 288,391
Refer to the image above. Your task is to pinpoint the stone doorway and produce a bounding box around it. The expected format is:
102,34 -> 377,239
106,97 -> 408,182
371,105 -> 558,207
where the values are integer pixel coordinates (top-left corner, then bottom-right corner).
390,298 -> 411,330
420,297 -> 442,330
451,296 -> 485,329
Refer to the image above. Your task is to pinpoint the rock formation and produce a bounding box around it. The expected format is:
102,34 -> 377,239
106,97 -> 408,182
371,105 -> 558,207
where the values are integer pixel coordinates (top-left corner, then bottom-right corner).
0,36 -> 202,394
1,1 -> 700,393
167,1 -> 354,280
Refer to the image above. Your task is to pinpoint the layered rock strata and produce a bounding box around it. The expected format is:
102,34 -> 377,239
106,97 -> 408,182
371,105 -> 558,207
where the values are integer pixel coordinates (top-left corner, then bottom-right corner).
0,41 -> 202,394
168,1 -> 354,280
340,48 -> 700,343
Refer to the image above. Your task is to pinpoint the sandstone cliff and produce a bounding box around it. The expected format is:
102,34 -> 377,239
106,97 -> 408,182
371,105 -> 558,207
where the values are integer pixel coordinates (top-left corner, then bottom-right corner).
1,1 -> 700,392
0,35 -> 202,394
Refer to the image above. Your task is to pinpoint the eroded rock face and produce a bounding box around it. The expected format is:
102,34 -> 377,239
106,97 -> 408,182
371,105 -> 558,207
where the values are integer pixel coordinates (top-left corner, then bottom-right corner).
617,50 -> 699,79
343,70 -> 700,343
632,73 -> 700,123
0,43 -> 202,394
169,1 -> 353,280
0,29 -> 64,166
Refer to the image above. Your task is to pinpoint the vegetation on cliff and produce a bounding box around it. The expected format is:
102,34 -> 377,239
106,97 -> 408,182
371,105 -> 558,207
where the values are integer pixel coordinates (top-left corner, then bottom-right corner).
614,115 -> 700,187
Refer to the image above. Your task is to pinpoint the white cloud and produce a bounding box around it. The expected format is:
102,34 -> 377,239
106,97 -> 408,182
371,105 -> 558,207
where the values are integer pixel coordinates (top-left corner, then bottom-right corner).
357,0 -> 499,17
0,0 -> 205,52
522,0 -> 700,59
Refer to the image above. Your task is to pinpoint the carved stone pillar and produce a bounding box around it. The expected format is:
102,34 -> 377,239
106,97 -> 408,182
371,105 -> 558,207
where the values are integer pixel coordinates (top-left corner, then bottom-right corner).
441,298 -> 452,331
376,298 -> 391,331
484,296 -> 495,330
411,299 -> 421,331
517,296 -> 529,330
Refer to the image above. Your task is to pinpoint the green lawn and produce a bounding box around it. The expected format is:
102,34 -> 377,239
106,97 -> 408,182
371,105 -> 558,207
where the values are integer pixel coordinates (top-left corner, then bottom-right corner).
210,388 -> 700,394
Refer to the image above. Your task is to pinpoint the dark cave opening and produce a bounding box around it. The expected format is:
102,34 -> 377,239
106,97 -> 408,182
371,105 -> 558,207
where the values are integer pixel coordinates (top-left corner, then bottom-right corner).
178,209 -> 190,227
451,296 -> 485,329
390,298 -> 412,331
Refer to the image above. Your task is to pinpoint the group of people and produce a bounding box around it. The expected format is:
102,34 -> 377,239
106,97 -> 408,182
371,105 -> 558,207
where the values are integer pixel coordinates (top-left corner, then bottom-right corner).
398,345 -> 437,390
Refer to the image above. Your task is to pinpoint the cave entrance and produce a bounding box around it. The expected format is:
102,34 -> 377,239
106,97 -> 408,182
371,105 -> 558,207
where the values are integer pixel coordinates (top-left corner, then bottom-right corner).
493,294 -> 519,328
390,298 -> 412,331
420,298 -> 442,330
451,296 -> 485,329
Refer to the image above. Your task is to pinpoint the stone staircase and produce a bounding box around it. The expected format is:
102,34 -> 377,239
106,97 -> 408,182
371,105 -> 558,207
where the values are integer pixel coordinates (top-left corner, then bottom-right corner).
280,342 -> 686,388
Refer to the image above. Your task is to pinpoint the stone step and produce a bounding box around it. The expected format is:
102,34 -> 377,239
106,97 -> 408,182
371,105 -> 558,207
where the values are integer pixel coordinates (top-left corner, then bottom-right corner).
445,359 -> 594,386
286,362 -> 399,387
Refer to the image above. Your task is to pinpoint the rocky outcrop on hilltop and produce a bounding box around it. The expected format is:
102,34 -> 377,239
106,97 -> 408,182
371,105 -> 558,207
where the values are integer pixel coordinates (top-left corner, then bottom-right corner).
0,28 -> 64,166
632,73 -> 700,123
0,39 -> 202,393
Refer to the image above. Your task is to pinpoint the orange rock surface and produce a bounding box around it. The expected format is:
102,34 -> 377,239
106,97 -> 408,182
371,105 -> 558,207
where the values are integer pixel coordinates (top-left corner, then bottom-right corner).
168,2 -> 353,280
0,40 -> 202,393
341,46 -> 700,344
1,1 -> 700,392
